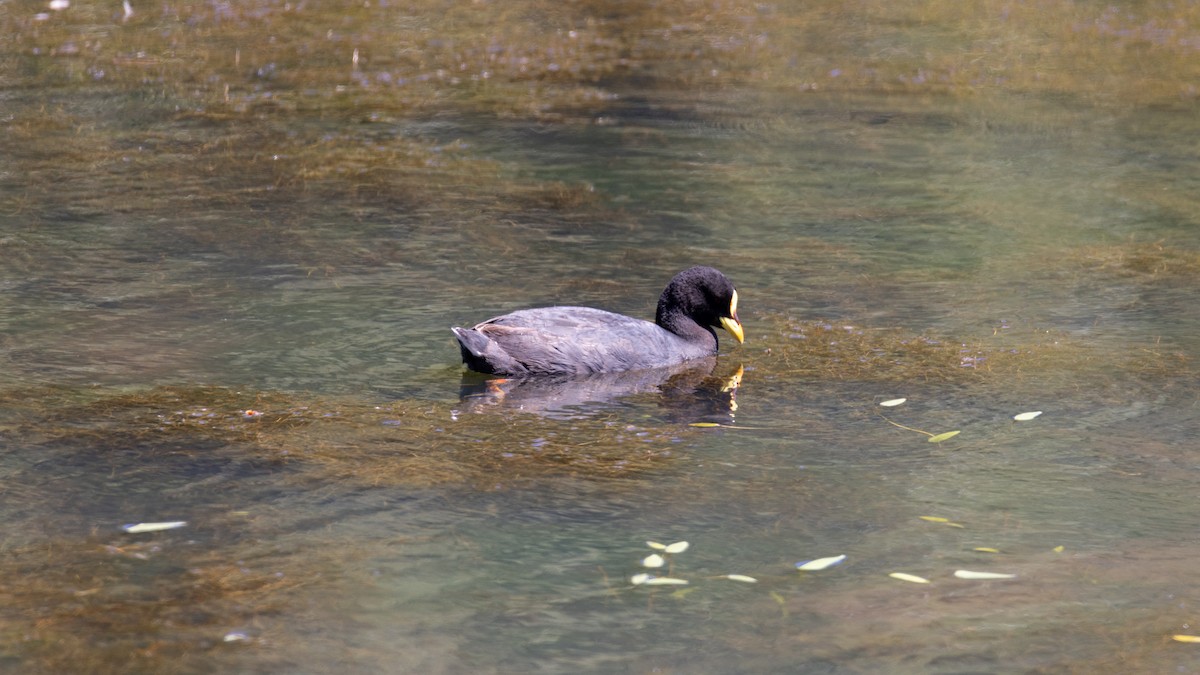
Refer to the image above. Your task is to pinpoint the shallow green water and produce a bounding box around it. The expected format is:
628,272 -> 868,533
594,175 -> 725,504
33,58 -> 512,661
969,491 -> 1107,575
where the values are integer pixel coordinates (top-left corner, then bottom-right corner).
3,1 -> 1200,673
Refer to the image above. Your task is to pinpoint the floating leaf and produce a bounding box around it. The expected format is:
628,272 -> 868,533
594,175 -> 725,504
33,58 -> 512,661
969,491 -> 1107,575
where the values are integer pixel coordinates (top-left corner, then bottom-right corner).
919,515 -> 965,528
630,573 -> 651,585
646,541 -> 667,550
928,430 -> 961,443
122,521 -> 187,534
1013,411 -> 1043,421
879,398 -> 907,407
1172,635 -> 1200,643
689,422 -> 720,428
973,547 -> 1001,553
1053,545 -> 1065,553
954,570 -> 1016,580
724,574 -> 758,583
796,554 -> 846,571
642,576 -> 689,586
888,572 -> 930,584
664,541 -> 690,554
642,554 -> 665,568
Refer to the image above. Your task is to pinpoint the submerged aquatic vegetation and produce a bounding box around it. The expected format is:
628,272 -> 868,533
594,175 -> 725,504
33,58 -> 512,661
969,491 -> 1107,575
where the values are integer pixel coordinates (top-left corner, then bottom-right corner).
756,314 -> 1190,383
1072,241 -> 1200,281
0,526 -> 306,674
0,384 -> 709,497
6,0 -> 1200,241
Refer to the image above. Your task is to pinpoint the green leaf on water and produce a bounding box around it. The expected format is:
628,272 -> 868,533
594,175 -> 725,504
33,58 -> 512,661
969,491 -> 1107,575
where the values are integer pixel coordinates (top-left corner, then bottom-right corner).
689,422 -> 720,427
928,430 -> 961,443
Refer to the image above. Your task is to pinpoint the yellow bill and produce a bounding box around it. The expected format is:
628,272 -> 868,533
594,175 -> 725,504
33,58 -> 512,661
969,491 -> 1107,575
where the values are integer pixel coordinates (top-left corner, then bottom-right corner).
719,290 -> 744,343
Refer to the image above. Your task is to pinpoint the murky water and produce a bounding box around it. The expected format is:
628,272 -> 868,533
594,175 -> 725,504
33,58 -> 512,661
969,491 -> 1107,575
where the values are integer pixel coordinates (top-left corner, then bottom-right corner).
3,1 -> 1200,673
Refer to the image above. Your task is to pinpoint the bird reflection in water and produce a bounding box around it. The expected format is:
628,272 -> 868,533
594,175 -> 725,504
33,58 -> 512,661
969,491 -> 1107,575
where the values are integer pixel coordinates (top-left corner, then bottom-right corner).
456,359 -> 744,423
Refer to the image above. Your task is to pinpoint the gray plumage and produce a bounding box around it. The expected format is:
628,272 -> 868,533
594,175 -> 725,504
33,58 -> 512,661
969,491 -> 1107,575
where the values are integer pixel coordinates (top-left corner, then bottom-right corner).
452,266 -> 743,376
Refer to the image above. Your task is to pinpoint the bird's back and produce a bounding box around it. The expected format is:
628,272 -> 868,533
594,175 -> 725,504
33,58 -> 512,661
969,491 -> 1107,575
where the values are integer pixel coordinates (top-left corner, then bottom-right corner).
452,306 -> 715,375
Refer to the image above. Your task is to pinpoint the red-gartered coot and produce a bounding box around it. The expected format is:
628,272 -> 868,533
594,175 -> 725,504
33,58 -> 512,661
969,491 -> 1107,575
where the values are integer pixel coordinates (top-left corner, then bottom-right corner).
451,266 -> 743,376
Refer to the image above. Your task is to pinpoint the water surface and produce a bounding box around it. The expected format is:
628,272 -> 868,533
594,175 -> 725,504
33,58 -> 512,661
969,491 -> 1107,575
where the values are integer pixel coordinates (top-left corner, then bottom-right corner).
3,1 -> 1200,673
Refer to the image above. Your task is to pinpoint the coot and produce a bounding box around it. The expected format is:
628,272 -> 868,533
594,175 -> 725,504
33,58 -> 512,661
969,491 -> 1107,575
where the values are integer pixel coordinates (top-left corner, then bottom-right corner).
451,266 -> 743,375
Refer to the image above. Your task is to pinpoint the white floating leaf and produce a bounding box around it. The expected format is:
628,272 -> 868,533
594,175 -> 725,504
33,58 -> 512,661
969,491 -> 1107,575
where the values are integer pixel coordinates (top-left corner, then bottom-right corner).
879,398 -> 907,407
642,554 -> 665,568
795,554 -> 846,571
954,569 -> 1016,580
642,576 -> 689,586
724,574 -> 757,583
646,541 -> 667,550
222,632 -> 250,642
630,573 -> 651,585
1013,411 -> 1043,421
664,541 -> 690,554
122,521 -> 187,534
888,572 -> 930,584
